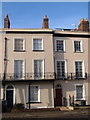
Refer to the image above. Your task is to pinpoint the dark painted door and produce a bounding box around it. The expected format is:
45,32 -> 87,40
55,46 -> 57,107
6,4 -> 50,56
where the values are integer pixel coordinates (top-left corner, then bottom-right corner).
55,88 -> 62,106
6,90 -> 13,109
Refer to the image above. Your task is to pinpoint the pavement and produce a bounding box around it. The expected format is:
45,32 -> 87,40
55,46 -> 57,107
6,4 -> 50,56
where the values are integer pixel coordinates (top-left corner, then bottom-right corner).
1,109 -> 90,120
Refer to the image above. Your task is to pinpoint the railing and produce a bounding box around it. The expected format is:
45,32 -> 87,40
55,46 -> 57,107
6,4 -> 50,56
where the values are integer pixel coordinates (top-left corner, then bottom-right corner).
1,72 -> 55,81
0,72 -> 87,81
56,73 -> 87,80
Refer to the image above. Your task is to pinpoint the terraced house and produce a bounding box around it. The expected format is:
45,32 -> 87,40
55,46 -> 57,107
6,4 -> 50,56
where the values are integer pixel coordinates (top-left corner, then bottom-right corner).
0,14 -> 90,109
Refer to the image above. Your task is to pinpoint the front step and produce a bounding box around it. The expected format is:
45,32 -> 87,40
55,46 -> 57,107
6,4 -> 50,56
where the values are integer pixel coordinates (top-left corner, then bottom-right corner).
59,106 -> 74,111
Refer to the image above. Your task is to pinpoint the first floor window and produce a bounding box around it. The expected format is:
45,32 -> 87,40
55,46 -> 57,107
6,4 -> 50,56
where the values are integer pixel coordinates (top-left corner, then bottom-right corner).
56,61 -> 66,78
14,38 -> 25,51
34,60 -> 44,79
14,60 -> 25,79
75,61 -> 83,78
76,85 -> 83,99
28,85 -> 40,102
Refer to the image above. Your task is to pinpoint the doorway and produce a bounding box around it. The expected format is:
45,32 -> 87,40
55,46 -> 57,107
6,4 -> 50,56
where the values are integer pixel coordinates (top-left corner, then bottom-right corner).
6,85 -> 15,109
55,84 -> 62,106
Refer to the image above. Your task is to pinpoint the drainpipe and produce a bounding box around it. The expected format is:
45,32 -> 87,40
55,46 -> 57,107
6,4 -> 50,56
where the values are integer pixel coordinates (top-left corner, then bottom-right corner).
28,83 -> 31,109
3,37 -> 8,100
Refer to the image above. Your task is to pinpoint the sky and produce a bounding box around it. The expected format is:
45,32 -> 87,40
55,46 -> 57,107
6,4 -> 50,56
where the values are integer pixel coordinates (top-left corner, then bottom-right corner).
1,2 -> 89,29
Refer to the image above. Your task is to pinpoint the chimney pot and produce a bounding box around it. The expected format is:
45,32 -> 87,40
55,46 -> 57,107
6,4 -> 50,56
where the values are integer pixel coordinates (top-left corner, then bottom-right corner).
42,15 -> 49,29
4,14 -> 10,28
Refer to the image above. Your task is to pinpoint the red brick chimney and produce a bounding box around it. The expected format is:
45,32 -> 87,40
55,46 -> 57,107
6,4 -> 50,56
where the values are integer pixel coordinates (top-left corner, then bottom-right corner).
4,14 -> 10,28
78,18 -> 89,32
42,15 -> 49,28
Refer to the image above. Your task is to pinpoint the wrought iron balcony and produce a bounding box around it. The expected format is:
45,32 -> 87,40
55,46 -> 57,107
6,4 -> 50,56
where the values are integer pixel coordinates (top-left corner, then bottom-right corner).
55,73 -> 87,80
0,72 -> 87,81
1,72 -> 55,81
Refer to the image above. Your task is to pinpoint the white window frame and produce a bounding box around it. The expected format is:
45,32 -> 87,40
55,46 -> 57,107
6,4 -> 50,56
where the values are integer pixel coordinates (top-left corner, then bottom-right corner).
74,60 -> 85,78
55,39 -> 65,52
33,59 -> 44,79
13,37 -> 25,51
75,84 -> 85,100
14,59 -> 25,79
27,85 -> 40,103
55,60 -> 67,78
73,40 -> 83,53
32,38 -> 43,51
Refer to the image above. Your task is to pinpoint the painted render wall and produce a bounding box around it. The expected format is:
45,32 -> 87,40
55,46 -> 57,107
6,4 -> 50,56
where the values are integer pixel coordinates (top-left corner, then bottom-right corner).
54,37 -> 88,74
2,32 -> 54,74
1,29 -> 55,108
54,35 -> 89,105
55,80 -> 88,105
88,38 -> 90,105
5,81 -> 54,108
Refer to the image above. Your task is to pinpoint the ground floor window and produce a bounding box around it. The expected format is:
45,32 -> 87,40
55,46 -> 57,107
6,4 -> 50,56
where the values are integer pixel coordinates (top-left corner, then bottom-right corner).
76,85 -> 83,100
28,85 -> 40,102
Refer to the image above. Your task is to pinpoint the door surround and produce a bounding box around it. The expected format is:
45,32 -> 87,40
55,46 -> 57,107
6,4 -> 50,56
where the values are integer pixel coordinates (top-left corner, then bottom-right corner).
5,85 -> 15,104
55,84 -> 62,106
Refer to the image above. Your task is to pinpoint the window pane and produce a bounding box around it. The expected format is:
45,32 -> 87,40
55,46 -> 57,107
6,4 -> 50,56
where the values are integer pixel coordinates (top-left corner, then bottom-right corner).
33,39 -> 43,50
14,60 -> 24,79
74,41 -> 81,52
56,40 -> 64,51
30,86 -> 39,102
57,61 -> 65,78
34,60 -> 43,78
76,85 -> 83,99
14,39 -> 24,51
75,62 -> 83,78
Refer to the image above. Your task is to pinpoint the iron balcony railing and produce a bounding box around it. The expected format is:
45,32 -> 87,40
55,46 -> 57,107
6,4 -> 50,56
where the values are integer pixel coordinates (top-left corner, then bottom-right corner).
56,73 -> 87,80
0,72 -> 87,81
1,72 -> 55,81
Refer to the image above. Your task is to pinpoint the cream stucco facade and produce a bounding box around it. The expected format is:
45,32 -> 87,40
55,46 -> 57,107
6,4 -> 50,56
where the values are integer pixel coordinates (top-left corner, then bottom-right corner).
0,28 -> 90,109
54,31 -> 90,106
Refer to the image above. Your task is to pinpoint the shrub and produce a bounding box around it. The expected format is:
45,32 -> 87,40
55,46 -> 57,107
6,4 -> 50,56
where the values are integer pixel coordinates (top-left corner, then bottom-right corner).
13,103 -> 24,109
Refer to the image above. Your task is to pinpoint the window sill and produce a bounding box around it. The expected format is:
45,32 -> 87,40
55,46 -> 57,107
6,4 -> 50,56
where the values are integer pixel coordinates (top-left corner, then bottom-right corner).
33,50 -> 44,52
26,102 -> 42,104
56,51 -> 66,53
74,51 -> 83,53
75,98 -> 85,101
14,50 -> 26,52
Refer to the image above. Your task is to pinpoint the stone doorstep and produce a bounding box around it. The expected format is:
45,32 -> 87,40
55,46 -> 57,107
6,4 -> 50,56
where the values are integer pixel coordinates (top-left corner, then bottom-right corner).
74,106 -> 90,109
60,106 -> 90,111
59,107 -> 73,111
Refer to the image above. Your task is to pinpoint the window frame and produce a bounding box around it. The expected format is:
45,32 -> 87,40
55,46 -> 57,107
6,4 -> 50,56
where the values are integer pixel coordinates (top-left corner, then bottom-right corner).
14,59 -> 25,79
74,60 -> 85,78
33,59 -> 44,79
27,85 -> 40,103
55,39 -> 65,52
73,40 -> 83,53
55,60 -> 67,78
75,84 -> 85,100
13,37 -> 25,52
32,38 -> 44,51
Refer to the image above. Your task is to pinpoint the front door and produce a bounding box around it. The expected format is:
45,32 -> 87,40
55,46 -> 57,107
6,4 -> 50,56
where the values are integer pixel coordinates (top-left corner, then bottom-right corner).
55,88 -> 62,106
6,90 -> 13,109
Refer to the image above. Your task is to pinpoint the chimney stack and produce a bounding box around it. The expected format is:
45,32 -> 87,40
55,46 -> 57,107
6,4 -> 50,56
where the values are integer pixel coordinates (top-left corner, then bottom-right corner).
4,14 -> 10,28
78,18 -> 89,32
42,15 -> 49,28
